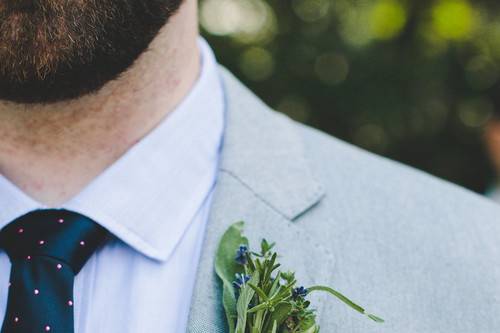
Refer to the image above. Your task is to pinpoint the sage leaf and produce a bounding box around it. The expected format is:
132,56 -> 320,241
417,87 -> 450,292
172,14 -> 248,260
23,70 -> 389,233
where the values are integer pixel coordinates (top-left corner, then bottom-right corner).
235,271 -> 260,333
215,222 -> 249,333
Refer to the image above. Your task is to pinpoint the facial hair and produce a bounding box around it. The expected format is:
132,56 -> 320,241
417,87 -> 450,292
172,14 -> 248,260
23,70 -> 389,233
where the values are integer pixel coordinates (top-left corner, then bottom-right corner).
0,0 -> 183,104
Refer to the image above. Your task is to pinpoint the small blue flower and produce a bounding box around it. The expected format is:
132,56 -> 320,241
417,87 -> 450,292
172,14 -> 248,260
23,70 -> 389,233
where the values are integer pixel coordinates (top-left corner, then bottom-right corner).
292,286 -> 308,300
233,273 -> 251,290
235,245 -> 248,265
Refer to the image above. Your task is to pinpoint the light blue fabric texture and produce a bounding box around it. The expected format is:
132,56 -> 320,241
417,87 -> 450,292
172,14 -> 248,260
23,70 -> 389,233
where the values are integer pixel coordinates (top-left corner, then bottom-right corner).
187,67 -> 500,332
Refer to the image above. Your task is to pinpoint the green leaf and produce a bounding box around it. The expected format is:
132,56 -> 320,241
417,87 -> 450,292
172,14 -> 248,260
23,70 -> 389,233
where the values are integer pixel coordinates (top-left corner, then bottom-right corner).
368,314 -> 385,323
235,270 -> 260,333
307,285 -> 384,323
247,302 -> 268,314
261,239 -> 276,254
270,320 -> 278,333
249,283 -> 269,301
281,271 -> 295,283
263,253 -> 278,283
268,273 -> 281,298
215,222 -> 249,333
299,324 -> 320,333
264,302 -> 292,332
298,314 -> 317,332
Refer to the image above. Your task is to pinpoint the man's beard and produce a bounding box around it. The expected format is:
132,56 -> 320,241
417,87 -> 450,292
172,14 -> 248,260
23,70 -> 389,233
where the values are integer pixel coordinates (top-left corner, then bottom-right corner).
0,0 -> 183,104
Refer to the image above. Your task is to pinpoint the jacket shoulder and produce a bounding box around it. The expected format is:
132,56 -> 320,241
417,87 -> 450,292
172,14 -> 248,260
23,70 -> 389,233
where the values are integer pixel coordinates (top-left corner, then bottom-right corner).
289,120 -> 500,331
294,120 -> 498,217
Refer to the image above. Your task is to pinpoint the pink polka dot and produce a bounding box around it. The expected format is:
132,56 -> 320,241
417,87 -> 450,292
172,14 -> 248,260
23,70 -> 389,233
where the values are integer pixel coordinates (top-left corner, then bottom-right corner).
14,317 -> 19,323
58,218 -> 64,224
57,264 -> 62,270
17,228 -> 24,234
39,240 -> 45,245
68,300 -> 73,306
26,255 -> 31,260
34,289 -> 39,295
80,241 -> 85,246
45,325 -> 51,331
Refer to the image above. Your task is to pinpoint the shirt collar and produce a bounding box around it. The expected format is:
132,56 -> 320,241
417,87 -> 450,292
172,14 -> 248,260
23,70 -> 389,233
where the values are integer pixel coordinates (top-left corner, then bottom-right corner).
0,38 -> 225,262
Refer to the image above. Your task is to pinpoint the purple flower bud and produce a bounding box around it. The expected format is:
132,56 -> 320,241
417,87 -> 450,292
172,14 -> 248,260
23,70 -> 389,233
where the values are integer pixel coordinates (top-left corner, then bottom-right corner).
235,245 -> 248,265
292,286 -> 308,300
233,273 -> 251,290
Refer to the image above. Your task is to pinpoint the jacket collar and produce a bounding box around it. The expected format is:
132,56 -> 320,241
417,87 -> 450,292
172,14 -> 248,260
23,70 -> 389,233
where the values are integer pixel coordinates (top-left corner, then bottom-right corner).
217,67 -> 325,220
187,67 -> 327,332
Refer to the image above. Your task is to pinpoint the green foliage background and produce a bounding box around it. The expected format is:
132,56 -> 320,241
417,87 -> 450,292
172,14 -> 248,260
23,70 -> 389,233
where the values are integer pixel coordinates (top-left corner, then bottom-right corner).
200,0 -> 500,193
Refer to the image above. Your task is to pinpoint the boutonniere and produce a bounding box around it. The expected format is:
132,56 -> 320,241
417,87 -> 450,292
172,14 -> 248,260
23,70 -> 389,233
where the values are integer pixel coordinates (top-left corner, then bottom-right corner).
215,222 -> 383,333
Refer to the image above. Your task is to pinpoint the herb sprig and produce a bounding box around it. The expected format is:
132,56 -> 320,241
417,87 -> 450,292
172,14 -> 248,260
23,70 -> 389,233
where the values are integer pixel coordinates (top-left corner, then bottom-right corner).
215,222 -> 384,333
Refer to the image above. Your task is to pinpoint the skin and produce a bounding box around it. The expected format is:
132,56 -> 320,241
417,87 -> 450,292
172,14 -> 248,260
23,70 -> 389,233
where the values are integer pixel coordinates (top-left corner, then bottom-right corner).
485,119 -> 500,179
0,0 -> 199,206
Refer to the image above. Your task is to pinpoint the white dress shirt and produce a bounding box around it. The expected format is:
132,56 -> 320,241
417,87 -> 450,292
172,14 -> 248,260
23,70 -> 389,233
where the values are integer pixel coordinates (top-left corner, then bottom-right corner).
0,38 -> 225,332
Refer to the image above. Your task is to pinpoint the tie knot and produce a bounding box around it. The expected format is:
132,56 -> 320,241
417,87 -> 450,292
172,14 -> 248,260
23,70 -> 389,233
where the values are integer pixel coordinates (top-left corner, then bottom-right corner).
0,209 -> 108,273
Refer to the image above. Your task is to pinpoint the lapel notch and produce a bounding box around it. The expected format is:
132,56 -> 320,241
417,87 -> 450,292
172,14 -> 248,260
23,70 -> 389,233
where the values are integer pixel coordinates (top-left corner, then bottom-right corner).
217,67 -> 325,220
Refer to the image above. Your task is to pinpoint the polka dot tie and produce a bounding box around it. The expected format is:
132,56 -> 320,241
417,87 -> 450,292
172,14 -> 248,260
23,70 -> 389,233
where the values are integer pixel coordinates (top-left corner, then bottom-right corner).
0,210 -> 109,332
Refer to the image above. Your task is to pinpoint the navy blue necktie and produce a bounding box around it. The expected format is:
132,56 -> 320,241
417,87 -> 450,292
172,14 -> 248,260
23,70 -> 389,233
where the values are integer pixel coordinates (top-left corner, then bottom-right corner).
0,210 -> 108,332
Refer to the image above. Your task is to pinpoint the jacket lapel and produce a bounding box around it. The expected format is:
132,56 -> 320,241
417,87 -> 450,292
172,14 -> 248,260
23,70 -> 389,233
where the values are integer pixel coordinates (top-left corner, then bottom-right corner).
187,68 -> 327,332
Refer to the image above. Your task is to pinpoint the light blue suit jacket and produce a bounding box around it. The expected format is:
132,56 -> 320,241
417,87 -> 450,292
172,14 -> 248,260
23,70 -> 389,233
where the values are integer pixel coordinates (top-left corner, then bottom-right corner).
187,68 -> 500,332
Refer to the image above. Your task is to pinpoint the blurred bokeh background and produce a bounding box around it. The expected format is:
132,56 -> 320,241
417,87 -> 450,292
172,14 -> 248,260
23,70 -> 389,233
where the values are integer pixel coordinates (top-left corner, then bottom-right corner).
199,0 -> 500,193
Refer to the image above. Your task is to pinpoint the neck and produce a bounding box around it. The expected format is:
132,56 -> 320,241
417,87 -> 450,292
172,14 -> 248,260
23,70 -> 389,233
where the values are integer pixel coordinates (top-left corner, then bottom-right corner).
0,0 -> 199,206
